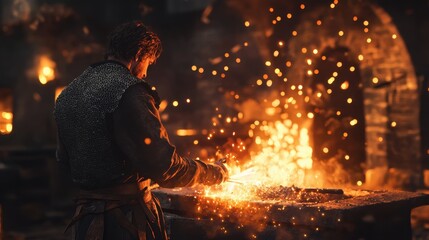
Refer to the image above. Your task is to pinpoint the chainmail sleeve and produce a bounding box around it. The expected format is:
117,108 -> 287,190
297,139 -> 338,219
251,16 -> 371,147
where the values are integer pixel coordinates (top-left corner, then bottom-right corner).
112,83 -> 224,188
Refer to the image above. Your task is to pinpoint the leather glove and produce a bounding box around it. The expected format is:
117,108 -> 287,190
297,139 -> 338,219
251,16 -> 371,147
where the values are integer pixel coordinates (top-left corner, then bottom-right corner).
214,158 -> 229,183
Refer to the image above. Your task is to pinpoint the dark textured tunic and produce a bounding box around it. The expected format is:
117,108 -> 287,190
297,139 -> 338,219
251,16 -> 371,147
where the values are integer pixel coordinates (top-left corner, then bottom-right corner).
55,61 -> 224,239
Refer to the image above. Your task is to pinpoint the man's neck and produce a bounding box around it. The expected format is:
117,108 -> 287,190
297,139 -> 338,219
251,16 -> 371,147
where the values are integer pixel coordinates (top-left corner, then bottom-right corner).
106,57 -> 131,70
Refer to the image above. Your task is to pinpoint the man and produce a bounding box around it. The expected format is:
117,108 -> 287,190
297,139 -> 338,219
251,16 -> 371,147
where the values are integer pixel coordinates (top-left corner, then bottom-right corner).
54,21 -> 228,240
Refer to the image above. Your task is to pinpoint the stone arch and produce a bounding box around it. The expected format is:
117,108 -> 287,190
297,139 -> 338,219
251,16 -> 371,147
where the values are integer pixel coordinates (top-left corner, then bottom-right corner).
286,1 -> 420,188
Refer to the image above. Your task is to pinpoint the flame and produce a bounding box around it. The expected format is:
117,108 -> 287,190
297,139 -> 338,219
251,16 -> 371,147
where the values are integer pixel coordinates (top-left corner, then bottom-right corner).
204,119 -> 318,201
38,56 -> 56,84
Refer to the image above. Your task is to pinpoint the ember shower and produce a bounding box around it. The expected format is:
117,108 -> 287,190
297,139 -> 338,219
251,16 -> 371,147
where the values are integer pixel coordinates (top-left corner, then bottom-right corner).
181,0 -> 422,195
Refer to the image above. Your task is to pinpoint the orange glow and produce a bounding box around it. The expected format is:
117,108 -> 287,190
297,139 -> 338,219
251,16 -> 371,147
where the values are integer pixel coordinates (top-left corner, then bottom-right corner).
55,87 -> 65,101
205,120 -> 314,201
38,56 -> 56,84
176,129 -> 198,136
340,81 -> 349,90
0,111 -> 13,134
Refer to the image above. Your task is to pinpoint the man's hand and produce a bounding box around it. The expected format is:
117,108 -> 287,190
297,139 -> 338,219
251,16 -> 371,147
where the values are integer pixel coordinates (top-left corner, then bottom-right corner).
214,158 -> 229,183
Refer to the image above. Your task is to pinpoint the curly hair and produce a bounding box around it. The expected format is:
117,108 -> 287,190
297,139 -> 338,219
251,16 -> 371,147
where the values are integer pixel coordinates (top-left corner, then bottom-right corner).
105,21 -> 162,62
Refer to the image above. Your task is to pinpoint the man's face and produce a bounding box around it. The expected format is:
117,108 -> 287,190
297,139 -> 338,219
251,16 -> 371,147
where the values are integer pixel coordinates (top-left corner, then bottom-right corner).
130,55 -> 156,79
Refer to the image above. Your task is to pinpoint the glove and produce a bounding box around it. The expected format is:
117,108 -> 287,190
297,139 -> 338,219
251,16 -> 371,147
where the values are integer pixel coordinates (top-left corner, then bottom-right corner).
214,158 -> 229,183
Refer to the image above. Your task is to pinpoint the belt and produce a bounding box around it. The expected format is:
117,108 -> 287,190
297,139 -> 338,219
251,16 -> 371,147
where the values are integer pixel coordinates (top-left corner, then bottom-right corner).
65,180 -> 166,240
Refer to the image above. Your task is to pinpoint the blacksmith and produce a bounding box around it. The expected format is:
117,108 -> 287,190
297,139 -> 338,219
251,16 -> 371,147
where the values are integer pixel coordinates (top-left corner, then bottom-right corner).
54,21 -> 228,240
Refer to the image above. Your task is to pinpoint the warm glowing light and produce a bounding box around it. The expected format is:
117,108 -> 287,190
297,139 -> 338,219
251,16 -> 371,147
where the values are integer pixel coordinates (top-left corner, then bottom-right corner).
224,53 -> 230,58
292,31 -> 298,36
144,138 -> 152,145
256,79 -> 263,86
372,77 -> 379,84
300,4 -> 305,9
269,7 -> 274,12
391,121 -> 397,127
287,13 -> 292,19
285,61 -> 292,67
198,67 -> 204,73
273,50 -> 279,57
316,20 -> 322,26
212,70 -> 217,76
347,98 -> 353,104
1,112 -> 12,120
340,81 -> 349,90
244,21 -> 250,27
366,38 -> 372,43
337,62 -> 343,67
191,65 -> 197,71
313,49 -> 318,54
338,31 -> 344,36
307,112 -> 314,119
358,54 -> 364,61
186,98 -> 191,103
392,34 -> 397,39
38,56 -> 56,84
330,3 -> 335,8
271,99 -> 281,107
266,80 -> 273,87
55,87 -> 65,101
323,147 -> 329,153
193,140 -> 199,145
235,58 -> 241,64
357,181 -> 363,186
276,16 -> 281,21
307,70 -> 313,76
172,101 -> 179,107
350,119 -> 358,126
224,66 -> 229,71
301,48 -> 307,54
265,61 -> 272,67
327,89 -> 332,94
363,20 -> 369,26
328,77 -> 335,84
353,16 -> 358,21
265,108 -> 276,116
350,66 -> 355,72
333,72 -> 338,77
176,129 -> 198,136
336,111 -> 341,116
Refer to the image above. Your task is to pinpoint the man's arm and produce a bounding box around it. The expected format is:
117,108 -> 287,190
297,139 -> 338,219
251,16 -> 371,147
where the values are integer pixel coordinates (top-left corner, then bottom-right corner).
112,83 -> 226,188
